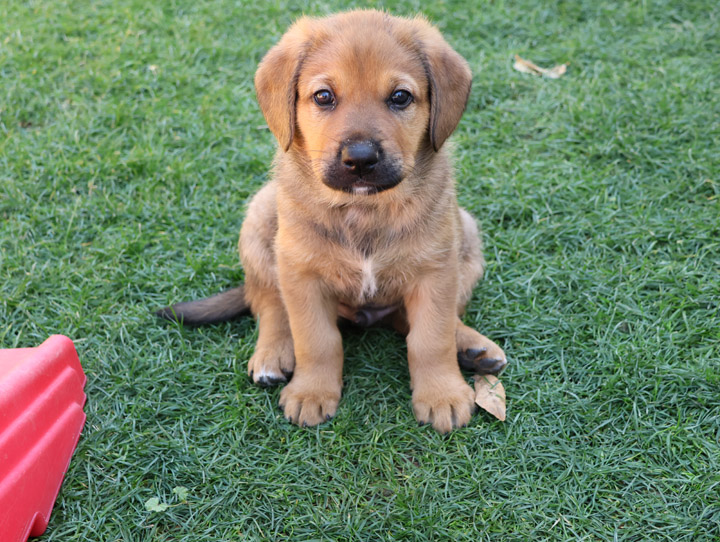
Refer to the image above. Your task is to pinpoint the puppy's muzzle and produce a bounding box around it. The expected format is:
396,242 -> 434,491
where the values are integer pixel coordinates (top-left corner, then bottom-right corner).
323,138 -> 403,195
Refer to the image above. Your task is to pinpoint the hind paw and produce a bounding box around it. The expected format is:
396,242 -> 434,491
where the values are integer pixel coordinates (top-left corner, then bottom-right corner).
457,340 -> 507,375
248,342 -> 295,386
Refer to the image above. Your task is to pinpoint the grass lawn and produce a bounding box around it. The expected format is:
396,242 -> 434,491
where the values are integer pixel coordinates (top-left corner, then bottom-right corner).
2,0 -> 719,540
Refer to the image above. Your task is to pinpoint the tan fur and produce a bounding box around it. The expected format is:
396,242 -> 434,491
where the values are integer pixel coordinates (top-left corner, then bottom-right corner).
163,10 -> 508,433
242,10 -> 507,433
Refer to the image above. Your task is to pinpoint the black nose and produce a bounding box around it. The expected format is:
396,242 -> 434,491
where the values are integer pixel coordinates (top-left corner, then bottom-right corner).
341,140 -> 379,176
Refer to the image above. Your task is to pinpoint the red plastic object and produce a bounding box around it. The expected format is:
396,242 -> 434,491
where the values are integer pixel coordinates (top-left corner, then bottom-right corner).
0,335 -> 87,542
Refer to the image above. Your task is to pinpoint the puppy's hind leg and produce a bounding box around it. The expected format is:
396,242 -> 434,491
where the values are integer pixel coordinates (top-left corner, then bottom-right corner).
387,302 -> 507,374
455,209 -> 507,375
456,320 -> 507,375
245,283 -> 295,386
240,182 -> 295,386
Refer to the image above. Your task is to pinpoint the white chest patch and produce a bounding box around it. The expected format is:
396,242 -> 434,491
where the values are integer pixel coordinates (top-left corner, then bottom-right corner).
359,258 -> 378,301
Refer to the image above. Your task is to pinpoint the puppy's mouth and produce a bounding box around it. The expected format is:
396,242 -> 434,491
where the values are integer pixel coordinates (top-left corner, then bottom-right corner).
342,178 -> 402,195
322,138 -> 403,195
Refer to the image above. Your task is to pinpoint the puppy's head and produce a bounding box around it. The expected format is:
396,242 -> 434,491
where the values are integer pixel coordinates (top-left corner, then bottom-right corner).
255,11 -> 471,198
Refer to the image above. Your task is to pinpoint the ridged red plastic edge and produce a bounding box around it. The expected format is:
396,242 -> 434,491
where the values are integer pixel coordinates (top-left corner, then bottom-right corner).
0,335 -> 87,542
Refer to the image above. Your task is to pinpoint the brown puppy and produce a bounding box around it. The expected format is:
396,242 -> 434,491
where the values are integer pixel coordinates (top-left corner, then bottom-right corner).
157,10 -> 507,433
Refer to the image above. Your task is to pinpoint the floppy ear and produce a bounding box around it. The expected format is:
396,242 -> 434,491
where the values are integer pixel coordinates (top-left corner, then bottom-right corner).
254,20 -> 312,151
413,20 -> 473,151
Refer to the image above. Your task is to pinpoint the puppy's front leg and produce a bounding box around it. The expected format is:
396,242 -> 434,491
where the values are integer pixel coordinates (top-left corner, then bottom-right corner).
405,271 -> 476,433
277,267 -> 343,427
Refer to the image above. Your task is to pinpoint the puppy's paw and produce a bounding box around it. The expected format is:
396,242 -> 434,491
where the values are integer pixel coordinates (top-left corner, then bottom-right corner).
457,340 -> 507,375
248,342 -> 295,387
412,376 -> 476,434
279,379 -> 340,427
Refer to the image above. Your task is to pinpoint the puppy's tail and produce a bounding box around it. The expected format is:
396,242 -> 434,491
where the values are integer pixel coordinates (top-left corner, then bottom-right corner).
155,285 -> 249,325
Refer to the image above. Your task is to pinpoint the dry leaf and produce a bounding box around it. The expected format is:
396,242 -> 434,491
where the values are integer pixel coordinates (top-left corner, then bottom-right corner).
544,63 -> 569,78
474,374 -> 506,421
513,54 -> 568,79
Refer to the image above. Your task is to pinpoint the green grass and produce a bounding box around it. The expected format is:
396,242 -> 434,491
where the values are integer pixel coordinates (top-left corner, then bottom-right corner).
2,0 -> 719,540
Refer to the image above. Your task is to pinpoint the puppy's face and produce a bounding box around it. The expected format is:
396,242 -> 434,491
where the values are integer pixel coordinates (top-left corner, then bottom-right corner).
255,11 -> 472,200
295,36 -> 430,196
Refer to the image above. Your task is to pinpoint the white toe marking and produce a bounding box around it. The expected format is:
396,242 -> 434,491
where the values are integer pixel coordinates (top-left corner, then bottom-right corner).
256,367 -> 282,380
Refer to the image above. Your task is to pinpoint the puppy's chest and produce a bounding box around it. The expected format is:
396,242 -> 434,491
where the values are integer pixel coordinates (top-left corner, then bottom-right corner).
356,256 -> 380,302
327,234 -> 411,305
332,253 -> 400,306
310,211 -> 418,304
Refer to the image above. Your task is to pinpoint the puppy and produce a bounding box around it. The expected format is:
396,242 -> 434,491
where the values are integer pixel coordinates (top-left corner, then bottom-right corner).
157,10 -> 507,433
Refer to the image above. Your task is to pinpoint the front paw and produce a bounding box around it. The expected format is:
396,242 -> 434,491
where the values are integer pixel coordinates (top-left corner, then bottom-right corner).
412,376 -> 476,433
279,378 -> 340,427
248,342 -> 295,387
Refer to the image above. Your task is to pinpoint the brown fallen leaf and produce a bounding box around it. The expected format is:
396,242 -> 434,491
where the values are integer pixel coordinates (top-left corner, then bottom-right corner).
474,374 -> 506,421
513,54 -> 568,79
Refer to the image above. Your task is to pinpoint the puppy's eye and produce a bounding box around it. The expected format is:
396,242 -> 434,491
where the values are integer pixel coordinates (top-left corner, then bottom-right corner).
389,89 -> 413,109
313,89 -> 335,107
